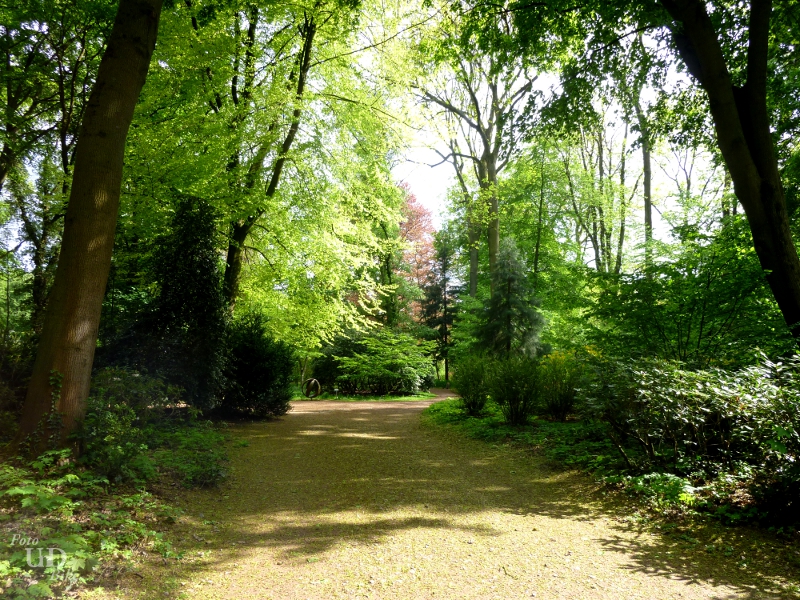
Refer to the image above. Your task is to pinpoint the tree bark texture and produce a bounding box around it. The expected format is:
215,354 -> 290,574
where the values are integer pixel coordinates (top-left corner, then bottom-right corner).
661,0 -> 800,339
16,0 -> 163,451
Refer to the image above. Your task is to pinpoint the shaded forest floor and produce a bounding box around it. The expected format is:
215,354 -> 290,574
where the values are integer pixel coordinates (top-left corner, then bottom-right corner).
87,395 -> 800,599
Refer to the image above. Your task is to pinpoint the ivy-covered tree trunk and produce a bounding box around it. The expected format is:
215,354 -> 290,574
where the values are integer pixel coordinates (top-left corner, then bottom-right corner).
16,0 -> 162,452
661,0 -> 800,341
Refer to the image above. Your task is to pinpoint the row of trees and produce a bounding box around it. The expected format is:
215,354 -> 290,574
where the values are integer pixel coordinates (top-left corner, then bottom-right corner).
1,0 -> 798,455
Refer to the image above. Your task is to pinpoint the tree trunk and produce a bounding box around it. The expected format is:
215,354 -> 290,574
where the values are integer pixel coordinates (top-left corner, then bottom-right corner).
467,217 -> 480,297
635,101 -> 653,265
222,15 -> 316,308
16,0 -> 162,452
662,0 -> 800,340
486,159 -> 500,289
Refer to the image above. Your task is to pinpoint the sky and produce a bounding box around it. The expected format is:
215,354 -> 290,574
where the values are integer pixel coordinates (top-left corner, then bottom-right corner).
392,144 -> 454,229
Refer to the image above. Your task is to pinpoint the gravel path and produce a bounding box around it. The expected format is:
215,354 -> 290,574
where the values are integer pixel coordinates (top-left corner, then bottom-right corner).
99,399 -> 797,599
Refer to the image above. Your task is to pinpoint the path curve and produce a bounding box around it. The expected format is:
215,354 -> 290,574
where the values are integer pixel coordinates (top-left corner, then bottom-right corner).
107,400 -> 794,599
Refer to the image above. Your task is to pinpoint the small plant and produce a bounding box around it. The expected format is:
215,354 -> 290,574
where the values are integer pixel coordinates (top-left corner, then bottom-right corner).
0,450 -> 182,598
451,355 -> 488,416
78,388 -> 155,484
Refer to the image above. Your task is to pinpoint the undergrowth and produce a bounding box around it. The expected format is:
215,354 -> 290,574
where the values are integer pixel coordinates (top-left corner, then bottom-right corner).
422,399 -> 798,532
0,368 -> 230,598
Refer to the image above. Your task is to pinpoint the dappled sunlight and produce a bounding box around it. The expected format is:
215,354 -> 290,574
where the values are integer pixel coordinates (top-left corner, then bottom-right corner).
106,401 -> 799,600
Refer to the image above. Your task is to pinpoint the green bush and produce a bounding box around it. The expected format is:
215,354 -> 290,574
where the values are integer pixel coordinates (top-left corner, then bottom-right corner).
90,367 -> 182,421
488,356 -> 540,426
78,368 -> 228,488
326,329 -> 435,395
581,355 -> 800,520
539,351 -> 582,421
221,313 -> 296,417
79,385 -> 155,484
451,355 -> 488,416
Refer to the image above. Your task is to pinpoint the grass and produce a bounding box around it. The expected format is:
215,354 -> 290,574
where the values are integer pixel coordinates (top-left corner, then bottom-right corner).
293,391 -> 436,402
422,398 -> 625,474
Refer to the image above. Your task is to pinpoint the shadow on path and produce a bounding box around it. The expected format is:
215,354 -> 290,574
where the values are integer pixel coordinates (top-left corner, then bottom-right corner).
110,401 -> 799,599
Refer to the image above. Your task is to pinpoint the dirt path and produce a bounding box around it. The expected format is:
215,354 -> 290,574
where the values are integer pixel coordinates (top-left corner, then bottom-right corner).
97,400 -> 796,599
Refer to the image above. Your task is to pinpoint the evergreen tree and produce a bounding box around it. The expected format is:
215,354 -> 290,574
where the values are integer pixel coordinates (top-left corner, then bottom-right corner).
478,238 -> 543,358
150,196 -> 227,408
422,228 -> 458,384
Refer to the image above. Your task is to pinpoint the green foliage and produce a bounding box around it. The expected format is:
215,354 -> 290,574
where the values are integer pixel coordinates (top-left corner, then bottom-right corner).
220,313 -> 296,418
78,392 -> 155,484
100,197 -> 227,409
324,329 -> 435,395
149,196 -> 227,408
487,356 -> 541,426
451,354 -> 488,416
149,423 -> 227,487
590,218 -> 794,366
76,368 -> 228,487
581,355 -> 800,521
422,399 -> 619,472
538,351 -> 583,421
622,473 -> 699,509
478,238 -> 544,358
0,450 -> 181,598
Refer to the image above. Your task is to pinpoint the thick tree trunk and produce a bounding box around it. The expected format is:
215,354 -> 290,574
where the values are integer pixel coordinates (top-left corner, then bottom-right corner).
662,0 -> 800,340
16,0 -> 162,452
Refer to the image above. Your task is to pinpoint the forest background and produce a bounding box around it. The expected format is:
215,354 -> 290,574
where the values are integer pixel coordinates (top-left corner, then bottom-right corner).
0,1 -> 799,593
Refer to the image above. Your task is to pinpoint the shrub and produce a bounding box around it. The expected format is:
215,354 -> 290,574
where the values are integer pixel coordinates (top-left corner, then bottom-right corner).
488,356 -> 541,426
323,329 -> 435,395
581,355 -> 800,520
311,333 -> 364,394
539,351 -> 583,421
78,368 -> 227,487
90,367 -> 182,421
78,383 -> 155,484
221,313 -> 296,417
451,355 -> 488,416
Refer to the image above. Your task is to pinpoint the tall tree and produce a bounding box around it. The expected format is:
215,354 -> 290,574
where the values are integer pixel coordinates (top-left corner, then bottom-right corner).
16,0 -> 162,451
505,0 -> 800,341
658,0 -> 800,340
418,7 -> 536,295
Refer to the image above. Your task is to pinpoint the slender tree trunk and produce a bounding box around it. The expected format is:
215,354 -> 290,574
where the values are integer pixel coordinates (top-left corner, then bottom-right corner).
635,101 -> 653,265
15,0 -> 162,452
486,159 -> 500,290
468,218 -> 480,297
222,15 -> 316,308
662,0 -> 800,340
